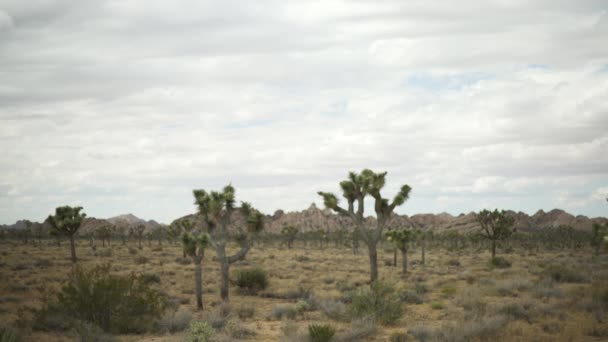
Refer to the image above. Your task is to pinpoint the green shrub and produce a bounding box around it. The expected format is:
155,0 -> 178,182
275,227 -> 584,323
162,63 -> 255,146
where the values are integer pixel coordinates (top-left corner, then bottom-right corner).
34,263 -> 164,334
0,326 -> 21,342
308,323 -> 336,342
234,267 -> 268,295
350,281 -> 403,325
431,302 -> 445,310
489,257 -> 511,269
186,321 -> 214,342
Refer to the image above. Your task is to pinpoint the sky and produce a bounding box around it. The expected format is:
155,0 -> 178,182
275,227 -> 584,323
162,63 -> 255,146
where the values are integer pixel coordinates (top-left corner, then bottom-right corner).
1,0 -> 607,224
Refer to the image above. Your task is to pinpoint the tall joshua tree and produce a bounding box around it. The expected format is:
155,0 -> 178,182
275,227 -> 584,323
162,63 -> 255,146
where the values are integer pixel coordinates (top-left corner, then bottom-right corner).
182,231 -> 210,310
193,185 -> 264,302
48,206 -> 86,263
281,225 -> 298,249
476,209 -> 515,259
386,228 -> 414,274
318,169 -> 412,284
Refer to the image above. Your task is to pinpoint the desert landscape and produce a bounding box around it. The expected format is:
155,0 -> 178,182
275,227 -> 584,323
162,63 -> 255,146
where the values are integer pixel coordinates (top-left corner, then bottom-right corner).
1,179 -> 607,341
2,1 -> 608,341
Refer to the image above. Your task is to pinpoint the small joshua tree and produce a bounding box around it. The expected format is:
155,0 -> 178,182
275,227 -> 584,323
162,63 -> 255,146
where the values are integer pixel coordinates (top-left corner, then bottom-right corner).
476,209 -> 515,259
386,228 -> 414,274
193,185 -> 264,302
48,205 -> 86,263
130,224 -> 145,249
96,225 -> 112,247
593,224 -> 608,255
281,225 -> 299,249
182,231 -> 210,310
318,169 -> 412,284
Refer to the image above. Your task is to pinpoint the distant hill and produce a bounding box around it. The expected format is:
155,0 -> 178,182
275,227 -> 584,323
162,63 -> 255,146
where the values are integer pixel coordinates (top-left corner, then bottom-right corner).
2,207 -> 606,235
170,204 -> 608,234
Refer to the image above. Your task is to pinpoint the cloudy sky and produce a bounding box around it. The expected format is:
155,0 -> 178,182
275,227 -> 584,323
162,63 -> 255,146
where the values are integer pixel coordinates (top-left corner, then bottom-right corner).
1,0 -> 607,224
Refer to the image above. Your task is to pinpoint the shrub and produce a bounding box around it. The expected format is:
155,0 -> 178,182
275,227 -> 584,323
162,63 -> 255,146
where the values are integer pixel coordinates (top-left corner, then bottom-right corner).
175,257 -> 191,265
141,273 -> 161,284
489,257 -> 511,269
234,267 -> 268,295
389,331 -> 409,342
343,317 -> 376,341
295,255 -> 311,262
134,256 -> 149,264
72,321 -> 114,342
33,259 -> 53,268
226,319 -> 256,339
544,265 -> 588,283
272,304 -> 297,320
532,278 -> 563,299
206,303 -> 231,330
186,321 -> 214,342
408,324 -> 433,342
350,281 -> 404,324
34,264 -> 164,333
237,305 -> 255,320
319,298 -> 348,321
0,326 -> 21,342
399,290 -> 423,304
447,259 -> 461,267
97,249 -> 112,258
128,247 -> 138,255
497,303 -> 530,322
431,302 -> 445,310
155,309 -> 193,333
308,324 -> 336,342
436,315 -> 508,341
295,300 -> 312,314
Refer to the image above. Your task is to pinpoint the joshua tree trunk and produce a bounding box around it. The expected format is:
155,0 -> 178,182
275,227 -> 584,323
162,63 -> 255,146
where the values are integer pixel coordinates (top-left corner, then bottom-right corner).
393,249 -> 397,267
401,248 -> 408,274
368,243 -> 378,284
220,260 -> 230,302
491,240 -> 496,258
193,255 -> 203,310
421,242 -> 426,265
69,235 -> 77,263
138,237 -> 142,249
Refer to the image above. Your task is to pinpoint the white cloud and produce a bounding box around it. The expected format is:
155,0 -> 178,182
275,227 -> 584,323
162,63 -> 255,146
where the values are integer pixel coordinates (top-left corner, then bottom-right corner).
0,0 -> 607,223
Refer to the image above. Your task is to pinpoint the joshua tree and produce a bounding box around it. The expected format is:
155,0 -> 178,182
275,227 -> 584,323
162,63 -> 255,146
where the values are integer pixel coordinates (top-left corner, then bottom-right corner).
318,169 -> 412,284
193,185 -> 264,302
281,225 -> 298,249
173,219 -> 195,257
166,222 -> 182,245
48,206 -> 86,263
130,224 -> 145,249
386,228 -> 415,274
182,231 -> 210,310
115,226 -> 127,245
476,209 -> 515,259
591,222 -> 608,255
96,225 -> 112,247
417,229 -> 432,265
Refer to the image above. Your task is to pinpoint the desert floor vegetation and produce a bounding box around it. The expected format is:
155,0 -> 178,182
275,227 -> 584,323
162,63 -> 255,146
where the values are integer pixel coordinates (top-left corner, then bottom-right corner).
0,239 -> 607,341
